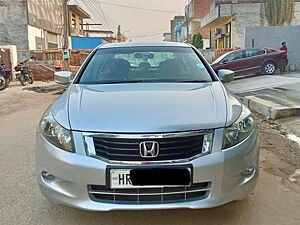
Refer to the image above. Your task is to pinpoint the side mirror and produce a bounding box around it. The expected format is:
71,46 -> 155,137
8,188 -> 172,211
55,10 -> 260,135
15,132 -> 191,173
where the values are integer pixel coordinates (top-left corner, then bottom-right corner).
54,71 -> 73,85
218,69 -> 234,83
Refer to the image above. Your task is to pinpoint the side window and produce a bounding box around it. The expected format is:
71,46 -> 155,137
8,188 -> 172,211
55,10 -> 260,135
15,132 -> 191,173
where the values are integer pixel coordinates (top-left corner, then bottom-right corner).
245,49 -> 265,58
224,51 -> 243,62
257,49 -> 266,55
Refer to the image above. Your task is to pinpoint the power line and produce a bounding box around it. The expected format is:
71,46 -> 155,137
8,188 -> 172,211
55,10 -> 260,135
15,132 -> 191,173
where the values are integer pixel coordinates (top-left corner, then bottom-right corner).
128,32 -> 168,38
93,1 -> 183,14
78,0 -> 109,30
92,1 -> 117,30
96,2 -> 118,27
85,0 -> 111,30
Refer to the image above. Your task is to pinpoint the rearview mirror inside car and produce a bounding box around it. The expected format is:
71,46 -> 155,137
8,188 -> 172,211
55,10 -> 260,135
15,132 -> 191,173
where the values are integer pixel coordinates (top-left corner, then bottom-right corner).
218,69 -> 234,83
54,71 -> 73,85
135,52 -> 154,59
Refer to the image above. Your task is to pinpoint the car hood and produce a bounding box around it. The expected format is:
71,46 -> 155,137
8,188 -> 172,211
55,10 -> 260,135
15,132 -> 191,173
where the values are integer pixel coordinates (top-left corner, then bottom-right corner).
67,83 -> 228,133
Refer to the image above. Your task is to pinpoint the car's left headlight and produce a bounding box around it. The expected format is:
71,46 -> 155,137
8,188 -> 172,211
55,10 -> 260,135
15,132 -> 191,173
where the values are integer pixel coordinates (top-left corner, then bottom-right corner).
223,106 -> 255,149
39,108 -> 74,152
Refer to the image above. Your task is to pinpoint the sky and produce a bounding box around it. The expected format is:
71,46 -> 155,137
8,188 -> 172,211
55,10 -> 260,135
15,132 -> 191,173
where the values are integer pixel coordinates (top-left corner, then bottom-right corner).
71,0 -> 189,42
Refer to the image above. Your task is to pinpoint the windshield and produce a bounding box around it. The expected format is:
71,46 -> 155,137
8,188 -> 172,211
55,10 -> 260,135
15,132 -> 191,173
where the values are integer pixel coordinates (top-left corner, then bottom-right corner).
212,52 -> 232,64
79,46 -> 213,84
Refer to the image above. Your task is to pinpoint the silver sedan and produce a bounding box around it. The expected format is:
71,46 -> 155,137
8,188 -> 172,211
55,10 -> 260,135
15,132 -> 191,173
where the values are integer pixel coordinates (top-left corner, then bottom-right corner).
36,42 -> 259,211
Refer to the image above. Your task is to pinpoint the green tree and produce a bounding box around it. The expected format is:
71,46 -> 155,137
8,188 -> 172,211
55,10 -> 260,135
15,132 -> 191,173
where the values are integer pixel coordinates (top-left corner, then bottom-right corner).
192,33 -> 204,49
264,0 -> 295,26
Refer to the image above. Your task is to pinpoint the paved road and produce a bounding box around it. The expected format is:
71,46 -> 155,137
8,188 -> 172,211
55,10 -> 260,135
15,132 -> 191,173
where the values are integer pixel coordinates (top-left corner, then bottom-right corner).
0,83 -> 300,225
226,73 -> 300,94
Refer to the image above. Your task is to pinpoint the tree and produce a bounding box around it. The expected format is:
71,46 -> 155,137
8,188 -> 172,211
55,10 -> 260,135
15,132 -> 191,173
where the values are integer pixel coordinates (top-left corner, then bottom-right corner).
264,0 -> 295,26
192,33 -> 204,49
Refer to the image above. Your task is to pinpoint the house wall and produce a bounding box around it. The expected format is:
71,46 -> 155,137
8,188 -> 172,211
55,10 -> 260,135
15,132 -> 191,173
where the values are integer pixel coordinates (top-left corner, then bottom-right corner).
0,0 -> 29,60
27,0 -> 63,35
193,0 -> 214,39
28,25 -> 45,50
171,16 -> 185,42
231,3 -> 264,48
245,26 -> 300,71
291,2 -> 300,25
0,45 -> 18,71
69,10 -> 85,36
224,2 -> 300,48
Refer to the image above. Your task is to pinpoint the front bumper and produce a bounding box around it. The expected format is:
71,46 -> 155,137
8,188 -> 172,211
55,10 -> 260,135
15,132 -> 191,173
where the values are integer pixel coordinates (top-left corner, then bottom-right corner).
35,128 -> 259,211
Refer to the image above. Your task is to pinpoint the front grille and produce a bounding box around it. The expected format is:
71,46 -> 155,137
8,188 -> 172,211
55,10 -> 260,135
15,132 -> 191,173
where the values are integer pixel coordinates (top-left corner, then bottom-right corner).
88,182 -> 211,204
93,134 -> 205,161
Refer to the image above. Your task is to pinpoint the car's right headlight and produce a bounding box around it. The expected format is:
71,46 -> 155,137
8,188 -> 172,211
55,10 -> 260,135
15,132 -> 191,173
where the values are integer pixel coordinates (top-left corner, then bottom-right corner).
223,106 -> 255,149
39,108 -> 74,152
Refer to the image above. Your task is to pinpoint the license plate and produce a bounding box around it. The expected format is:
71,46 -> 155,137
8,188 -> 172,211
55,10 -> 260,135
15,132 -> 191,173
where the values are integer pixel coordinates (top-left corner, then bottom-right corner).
109,168 -> 191,189
110,169 -> 133,189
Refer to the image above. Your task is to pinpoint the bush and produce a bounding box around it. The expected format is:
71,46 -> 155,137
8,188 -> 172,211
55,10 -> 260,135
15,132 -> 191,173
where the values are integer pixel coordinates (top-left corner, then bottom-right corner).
192,33 -> 204,49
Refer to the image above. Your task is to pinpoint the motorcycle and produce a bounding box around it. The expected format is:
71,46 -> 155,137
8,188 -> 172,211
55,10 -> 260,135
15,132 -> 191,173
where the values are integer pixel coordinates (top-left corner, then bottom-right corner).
15,62 -> 34,86
0,62 -> 12,91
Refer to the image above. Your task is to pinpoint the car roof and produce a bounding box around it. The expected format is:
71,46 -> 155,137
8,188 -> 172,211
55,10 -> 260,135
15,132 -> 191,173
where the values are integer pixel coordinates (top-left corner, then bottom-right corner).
98,42 -> 191,49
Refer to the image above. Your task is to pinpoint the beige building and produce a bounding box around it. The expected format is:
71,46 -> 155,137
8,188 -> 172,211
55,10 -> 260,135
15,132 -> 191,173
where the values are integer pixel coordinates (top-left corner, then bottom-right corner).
69,5 -> 91,37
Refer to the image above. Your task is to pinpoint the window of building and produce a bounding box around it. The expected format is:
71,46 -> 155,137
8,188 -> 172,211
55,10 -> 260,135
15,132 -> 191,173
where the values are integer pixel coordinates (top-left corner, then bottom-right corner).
47,32 -> 58,49
226,23 -> 231,33
35,37 -> 44,50
225,37 -> 231,48
72,19 -> 76,28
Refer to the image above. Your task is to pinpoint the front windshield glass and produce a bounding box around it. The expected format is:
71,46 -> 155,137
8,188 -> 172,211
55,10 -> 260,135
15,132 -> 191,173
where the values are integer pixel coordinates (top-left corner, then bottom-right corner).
79,47 -> 213,84
212,52 -> 232,64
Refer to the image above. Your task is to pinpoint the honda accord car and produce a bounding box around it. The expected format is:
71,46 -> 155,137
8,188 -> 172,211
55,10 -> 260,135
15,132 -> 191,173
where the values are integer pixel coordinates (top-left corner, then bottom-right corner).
211,47 -> 288,76
36,42 -> 259,211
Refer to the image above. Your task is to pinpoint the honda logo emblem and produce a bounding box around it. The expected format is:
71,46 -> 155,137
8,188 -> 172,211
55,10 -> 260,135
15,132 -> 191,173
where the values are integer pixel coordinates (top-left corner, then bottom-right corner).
139,141 -> 159,158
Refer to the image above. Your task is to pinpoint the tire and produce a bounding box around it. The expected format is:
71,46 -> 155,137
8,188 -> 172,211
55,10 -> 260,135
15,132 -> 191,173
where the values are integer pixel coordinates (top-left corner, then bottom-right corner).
263,61 -> 277,75
0,76 -> 7,91
28,72 -> 34,84
19,74 -> 26,86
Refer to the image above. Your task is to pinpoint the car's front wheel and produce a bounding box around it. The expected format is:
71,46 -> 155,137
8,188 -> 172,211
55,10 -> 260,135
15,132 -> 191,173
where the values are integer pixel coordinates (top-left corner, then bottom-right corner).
263,62 -> 276,75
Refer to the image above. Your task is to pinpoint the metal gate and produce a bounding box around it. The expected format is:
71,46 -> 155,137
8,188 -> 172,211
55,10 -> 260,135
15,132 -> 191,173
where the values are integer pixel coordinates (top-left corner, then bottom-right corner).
0,48 -> 12,70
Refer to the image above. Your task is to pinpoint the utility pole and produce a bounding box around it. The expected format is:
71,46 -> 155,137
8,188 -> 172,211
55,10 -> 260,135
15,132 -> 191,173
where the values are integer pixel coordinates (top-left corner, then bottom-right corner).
62,0 -> 70,71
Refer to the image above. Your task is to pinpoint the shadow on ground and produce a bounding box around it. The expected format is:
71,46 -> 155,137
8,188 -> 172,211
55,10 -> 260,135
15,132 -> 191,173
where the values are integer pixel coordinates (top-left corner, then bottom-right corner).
23,84 -> 67,95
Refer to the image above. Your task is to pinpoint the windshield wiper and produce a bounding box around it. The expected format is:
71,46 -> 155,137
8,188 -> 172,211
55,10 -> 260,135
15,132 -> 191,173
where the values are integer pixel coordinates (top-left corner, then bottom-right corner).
174,80 -> 209,83
97,80 -> 145,84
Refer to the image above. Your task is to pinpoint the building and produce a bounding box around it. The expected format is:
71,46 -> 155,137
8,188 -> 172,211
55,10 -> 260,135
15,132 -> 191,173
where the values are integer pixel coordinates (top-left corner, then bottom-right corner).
163,33 -> 171,42
182,0 -> 214,48
170,16 -> 185,42
174,21 -> 187,43
0,0 -> 94,60
201,0 -> 300,49
0,0 -> 65,59
68,5 -> 106,49
69,5 -> 91,37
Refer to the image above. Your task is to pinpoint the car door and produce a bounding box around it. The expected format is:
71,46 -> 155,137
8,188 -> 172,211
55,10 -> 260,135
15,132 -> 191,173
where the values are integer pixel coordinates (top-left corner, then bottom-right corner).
242,48 -> 266,74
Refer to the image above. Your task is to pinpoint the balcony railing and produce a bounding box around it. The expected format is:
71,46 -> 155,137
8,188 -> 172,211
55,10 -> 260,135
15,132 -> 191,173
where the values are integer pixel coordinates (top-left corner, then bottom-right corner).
201,4 -> 232,28
201,5 -> 220,28
70,27 -> 88,37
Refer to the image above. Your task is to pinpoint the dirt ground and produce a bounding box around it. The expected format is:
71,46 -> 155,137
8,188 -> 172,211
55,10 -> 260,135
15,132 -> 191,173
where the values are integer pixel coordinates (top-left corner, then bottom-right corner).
0,81 -> 300,225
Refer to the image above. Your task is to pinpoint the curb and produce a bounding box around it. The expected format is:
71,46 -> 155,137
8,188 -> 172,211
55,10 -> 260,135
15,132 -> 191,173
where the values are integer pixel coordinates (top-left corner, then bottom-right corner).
243,96 -> 300,120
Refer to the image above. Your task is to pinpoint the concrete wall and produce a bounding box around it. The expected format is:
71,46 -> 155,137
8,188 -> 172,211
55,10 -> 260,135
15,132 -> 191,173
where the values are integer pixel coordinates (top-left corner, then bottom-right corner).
232,2 -> 300,48
231,3 -> 265,48
292,2 -> 300,25
0,0 -> 29,60
0,45 -> 18,71
200,49 -> 215,63
245,26 -> 300,71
